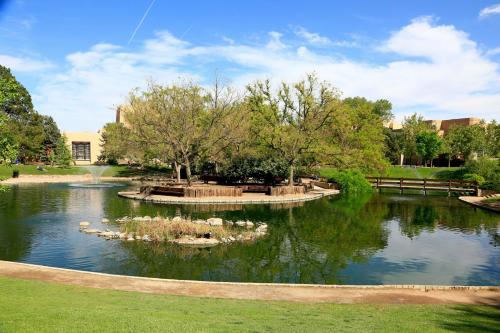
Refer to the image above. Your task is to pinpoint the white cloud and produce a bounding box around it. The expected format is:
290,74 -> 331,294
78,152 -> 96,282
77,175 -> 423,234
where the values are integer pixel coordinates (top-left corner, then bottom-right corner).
266,31 -> 286,50
486,47 -> 500,56
293,26 -> 331,45
479,3 -> 500,18
30,18 -> 500,131
0,54 -> 53,71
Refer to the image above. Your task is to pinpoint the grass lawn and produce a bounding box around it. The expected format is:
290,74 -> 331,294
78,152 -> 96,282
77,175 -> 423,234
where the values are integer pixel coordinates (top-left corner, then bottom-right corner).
319,166 -> 464,180
0,164 -> 89,180
0,277 -> 498,333
482,197 -> 500,203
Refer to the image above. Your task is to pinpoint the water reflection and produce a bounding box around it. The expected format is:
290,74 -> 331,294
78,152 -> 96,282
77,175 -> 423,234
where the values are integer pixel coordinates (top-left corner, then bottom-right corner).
0,184 -> 498,285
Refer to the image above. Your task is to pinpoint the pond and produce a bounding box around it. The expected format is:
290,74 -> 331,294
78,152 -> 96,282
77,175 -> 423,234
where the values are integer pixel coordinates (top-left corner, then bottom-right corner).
0,183 -> 498,285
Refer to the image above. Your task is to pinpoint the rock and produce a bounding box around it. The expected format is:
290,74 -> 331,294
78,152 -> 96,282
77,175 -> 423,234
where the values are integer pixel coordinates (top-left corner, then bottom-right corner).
207,218 -> 223,226
246,221 -> 254,228
228,236 -> 236,242
119,233 -> 127,239
225,221 -> 234,226
256,225 -> 268,233
172,216 -> 182,222
143,216 -> 152,222
99,231 -> 114,238
79,221 -> 90,228
235,221 -> 246,227
135,235 -> 142,240
84,229 -> 100,234
101,218 -> 110,223
172,237 -> 220,248
152,216 -> 162,222
127,237 -> 135,241
132,216 -> 143,221
142,235 -> 151,242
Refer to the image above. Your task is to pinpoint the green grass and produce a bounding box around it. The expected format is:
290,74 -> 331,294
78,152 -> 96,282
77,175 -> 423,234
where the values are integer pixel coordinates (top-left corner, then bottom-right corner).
482,197 -> 500,203
319,166 -> 464,180
0,165 -> 89,180
0,277 -> 498,332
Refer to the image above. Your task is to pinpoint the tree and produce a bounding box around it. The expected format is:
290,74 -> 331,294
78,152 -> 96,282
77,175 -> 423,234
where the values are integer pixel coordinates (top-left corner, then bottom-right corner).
323,97 -> 389,172
384,128 -> 405,165
100,122 -> 130,163
415,131 -> 442,167
485,120 -> 500,158
247,74 -> 340,186
0,65 -> 34,120
444,124 -> 485,162
401,113 -> 429,165
0,113 -> 18,165
124,80 -> 247,185
54,135 -> 72,167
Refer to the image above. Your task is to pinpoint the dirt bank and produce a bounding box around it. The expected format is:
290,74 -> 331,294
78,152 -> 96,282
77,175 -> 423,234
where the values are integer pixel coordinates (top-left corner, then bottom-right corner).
0,261 -> 498,305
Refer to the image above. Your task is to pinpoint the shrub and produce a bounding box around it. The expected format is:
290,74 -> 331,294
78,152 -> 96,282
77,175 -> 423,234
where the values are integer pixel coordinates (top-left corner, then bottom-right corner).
326,169 -> 372,195
218,156 -> 288,185
464,157 -> 500,191
462,173 -> 485,184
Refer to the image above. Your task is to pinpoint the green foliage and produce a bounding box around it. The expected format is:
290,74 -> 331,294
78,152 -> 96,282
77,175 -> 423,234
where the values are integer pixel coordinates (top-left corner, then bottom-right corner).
462,173 -> 485,185
54,135 -> 72,167
0,113 -> 18,165
324,169 -> 373,195
416,131 -> 442,166
0,65 -> 62,163
464,157 -> 500,190
218,156 -> 289,184
401,113 -> 430,164
100,122 -> 130,163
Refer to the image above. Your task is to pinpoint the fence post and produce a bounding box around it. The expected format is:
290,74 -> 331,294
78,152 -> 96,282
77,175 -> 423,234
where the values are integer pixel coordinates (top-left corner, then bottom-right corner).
448,179 -> 451,197
423,178 -> 427,196
400,178 -> 403,194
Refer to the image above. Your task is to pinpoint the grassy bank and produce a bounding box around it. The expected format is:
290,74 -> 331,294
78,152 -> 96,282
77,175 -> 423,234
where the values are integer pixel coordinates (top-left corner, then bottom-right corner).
319,166 -> 463,180
0,165 -> 173,180
0,165 -> 89,180
0,277 -> 498,332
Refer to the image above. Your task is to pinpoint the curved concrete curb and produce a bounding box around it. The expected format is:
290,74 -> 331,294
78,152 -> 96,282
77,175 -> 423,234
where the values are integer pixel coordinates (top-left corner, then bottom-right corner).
118,189 -> 339,205
459,195 -> 500,213
0,261 -> 498,304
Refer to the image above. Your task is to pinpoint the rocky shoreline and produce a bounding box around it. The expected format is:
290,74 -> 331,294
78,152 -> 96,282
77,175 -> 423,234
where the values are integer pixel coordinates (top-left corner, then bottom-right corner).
79,216 -> 268,247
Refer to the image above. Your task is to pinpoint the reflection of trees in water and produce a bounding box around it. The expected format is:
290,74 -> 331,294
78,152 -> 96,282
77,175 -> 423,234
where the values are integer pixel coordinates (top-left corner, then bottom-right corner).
0,185 -> 69,261
117,194 -> 390,284
381,195 -> 499,240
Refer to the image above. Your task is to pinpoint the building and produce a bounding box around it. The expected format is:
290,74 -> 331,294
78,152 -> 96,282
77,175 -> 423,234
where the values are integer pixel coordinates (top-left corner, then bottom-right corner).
424,117 -> 481,136
64,131 -> 103,165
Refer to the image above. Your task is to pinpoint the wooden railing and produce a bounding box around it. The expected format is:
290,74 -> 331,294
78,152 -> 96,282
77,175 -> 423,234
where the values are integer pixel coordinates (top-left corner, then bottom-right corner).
365,177 -> 479,196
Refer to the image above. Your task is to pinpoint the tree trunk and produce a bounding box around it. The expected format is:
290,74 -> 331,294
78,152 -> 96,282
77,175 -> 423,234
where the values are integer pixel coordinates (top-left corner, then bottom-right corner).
448,155 -> 451,168
174,161 -> 181,183
185,158 -> 192,187
288,164 -> 294,187
430,159 -> 433,167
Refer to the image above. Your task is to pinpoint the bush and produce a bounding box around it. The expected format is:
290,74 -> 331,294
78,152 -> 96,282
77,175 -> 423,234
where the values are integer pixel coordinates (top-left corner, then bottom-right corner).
218,156 -> 289,185
325,169 -> 372,195
464,157 -> 500,191
462,173 -> 485,184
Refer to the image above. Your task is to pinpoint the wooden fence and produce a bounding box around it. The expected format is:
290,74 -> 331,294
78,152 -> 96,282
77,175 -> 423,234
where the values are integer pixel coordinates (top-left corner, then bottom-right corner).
365,177 -> 479,196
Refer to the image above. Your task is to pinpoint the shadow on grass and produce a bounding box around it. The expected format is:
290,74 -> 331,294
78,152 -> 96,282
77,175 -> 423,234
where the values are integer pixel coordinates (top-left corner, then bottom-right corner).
439,299 -> 500,333
113,166 -> 173,178
434,168 -> 467,180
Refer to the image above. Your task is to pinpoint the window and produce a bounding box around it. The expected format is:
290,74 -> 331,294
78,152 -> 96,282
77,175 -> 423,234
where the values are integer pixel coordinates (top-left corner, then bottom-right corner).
72,142 -> 91,161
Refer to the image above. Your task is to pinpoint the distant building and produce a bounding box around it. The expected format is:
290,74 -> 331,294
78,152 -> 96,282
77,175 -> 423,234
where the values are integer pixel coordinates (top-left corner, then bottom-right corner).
63,131 -> 103,165
424,117 -> 481,136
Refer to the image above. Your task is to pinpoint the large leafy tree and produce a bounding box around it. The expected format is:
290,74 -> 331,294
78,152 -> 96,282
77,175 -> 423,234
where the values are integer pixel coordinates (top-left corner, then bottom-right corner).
247,74 -> 341,186
0,65 -> 34,120
401,113 -> 429,165
416,131 -> 442,167
0,113 -> 19,165
0,65 -> 62,162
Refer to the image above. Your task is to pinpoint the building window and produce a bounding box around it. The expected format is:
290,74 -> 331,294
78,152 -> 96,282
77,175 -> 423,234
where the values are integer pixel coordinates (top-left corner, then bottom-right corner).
72,142 -> 91,161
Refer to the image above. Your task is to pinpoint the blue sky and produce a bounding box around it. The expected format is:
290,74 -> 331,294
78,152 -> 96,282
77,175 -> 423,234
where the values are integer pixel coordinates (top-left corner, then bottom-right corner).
1,0 -> 499,131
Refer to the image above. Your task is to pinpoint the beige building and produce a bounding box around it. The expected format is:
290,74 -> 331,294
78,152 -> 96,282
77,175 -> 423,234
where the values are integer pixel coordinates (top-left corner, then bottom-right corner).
424,117 -> 481,136
63,131 -> 103,165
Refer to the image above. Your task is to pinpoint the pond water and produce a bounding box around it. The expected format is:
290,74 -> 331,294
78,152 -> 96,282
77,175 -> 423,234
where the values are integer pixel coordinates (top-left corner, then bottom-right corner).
0,183 -> 498,285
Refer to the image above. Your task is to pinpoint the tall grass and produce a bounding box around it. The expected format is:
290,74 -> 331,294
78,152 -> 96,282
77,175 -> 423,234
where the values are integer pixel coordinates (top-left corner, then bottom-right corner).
120,218 -> 232,241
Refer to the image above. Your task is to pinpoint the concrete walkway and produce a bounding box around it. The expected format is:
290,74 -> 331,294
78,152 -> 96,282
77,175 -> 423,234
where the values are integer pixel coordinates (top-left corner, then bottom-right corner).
118,188 -> 338,205
459,194 -> 500,213
0,261 -> 498,305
